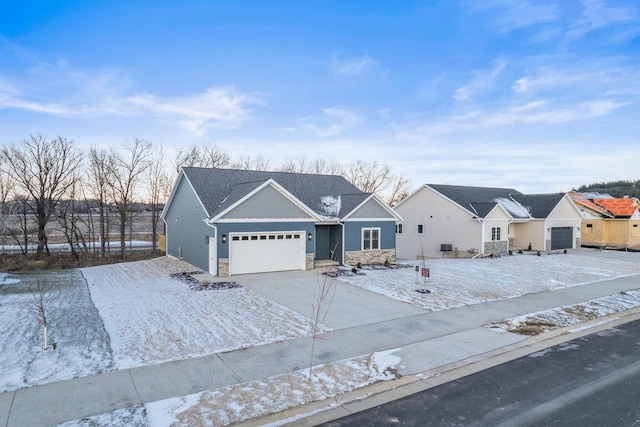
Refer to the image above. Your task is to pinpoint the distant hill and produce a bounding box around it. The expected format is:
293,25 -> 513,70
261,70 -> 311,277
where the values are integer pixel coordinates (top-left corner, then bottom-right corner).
574,180 -> 640,198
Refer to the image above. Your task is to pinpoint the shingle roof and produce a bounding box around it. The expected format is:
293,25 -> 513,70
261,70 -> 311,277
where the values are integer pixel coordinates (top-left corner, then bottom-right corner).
510,193 -> 566,218
428,184 -> 566,219
568,192 -> 613,217
181,167 -> 370,219
428,184 -> 522,218
594,198 -> 639,217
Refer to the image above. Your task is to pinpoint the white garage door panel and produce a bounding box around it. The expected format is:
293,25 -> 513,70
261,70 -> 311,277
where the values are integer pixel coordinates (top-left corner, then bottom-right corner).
229,232 -> 305,275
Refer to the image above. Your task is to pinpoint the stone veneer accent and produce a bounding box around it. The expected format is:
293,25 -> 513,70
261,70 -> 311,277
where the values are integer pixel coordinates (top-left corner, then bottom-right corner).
483,241 -> 508,255
345,249 -> 396,265
306,254 -> 315,270
218,258 -> 229,277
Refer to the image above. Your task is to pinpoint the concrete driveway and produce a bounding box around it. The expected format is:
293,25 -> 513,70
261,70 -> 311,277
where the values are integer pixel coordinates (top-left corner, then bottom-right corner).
233,269 -> 426,330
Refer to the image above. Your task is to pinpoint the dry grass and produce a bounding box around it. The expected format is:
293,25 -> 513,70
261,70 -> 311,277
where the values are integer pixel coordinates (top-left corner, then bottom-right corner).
0,250 -> 163,271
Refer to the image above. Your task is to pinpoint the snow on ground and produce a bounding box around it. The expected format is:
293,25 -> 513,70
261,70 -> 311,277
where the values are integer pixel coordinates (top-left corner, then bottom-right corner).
82,257 -> 329,368
58,348 -> 402,427
489,289 -> 640,335
338,253 -> 640,312
0,270 -> 113,393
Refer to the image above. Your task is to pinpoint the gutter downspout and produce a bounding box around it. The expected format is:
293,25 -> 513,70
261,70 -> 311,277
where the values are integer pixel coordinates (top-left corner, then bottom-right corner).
204,220 -> 218,276
161,217 -> 168,258
339,221 -> 350,267
479,218 -> 485,255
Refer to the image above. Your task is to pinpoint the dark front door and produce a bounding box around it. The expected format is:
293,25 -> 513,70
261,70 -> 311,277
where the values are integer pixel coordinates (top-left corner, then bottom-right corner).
315,225 -> 342,261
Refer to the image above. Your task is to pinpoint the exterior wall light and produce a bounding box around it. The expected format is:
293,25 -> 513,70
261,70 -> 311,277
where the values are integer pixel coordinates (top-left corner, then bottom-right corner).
222,234 -> 227,244
308,233 -> 313,240
204,236 -> 209,244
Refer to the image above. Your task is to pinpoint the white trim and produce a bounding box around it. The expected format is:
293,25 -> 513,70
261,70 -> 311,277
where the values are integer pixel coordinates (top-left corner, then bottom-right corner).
361,227 -> 381,251
485,203 -> 514,221
343,217 -> 397,222
209,179 -> 321,223
342,194 -> 403,221
161,170 -> 211,219
216,218 -> 316,223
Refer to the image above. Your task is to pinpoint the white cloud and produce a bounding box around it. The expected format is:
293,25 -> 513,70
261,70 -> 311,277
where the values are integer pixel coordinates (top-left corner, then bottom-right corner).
566,0 -> 637,41
469,0 -> 559,32
454,59 -> 507,102
299,106 -> 359,137
0,61 -> 264,135
330,54 -> 378,76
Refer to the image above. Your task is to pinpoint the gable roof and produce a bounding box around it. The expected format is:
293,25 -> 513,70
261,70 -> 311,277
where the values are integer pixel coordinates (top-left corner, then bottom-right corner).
568,192 -> 614,218
427,184 -> 523,218
176,167 -> 382,221
594,197 -> 639,217
509,193 -> 566,219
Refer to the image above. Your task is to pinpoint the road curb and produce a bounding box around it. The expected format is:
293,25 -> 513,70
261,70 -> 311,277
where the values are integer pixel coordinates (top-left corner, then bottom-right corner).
234,306 -> 640,426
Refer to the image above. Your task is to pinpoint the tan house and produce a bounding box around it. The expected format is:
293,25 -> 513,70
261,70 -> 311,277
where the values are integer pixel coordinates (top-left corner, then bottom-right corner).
570,193 -> 640,250
395,184 -> 583,259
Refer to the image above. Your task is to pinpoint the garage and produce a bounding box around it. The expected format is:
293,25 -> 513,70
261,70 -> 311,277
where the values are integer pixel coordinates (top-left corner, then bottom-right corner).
551,227 -> 573,250
229,231 -> 306,275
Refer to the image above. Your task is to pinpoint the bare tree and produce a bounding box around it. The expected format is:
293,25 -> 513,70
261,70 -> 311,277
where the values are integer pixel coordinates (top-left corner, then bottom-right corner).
0,153 -> 16,255
26,274 -> 62,350
1,134 -> 83,257
342,160 -> 394,195
173,144 -> 231,172
232,154 -> 271,171
87,147 -> 111,257
147,146 -> 170,257
386,173 -> 412,207
308,242 -> 339,380
105,138 -> 153,259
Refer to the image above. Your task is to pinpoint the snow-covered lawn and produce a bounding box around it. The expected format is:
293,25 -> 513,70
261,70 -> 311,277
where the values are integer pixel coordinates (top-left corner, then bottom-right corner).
83,258 -> 327,369
338,253 -> 640,312
0,271 -> 113,393
58,349 -> 402,427
489,289 -> 640,335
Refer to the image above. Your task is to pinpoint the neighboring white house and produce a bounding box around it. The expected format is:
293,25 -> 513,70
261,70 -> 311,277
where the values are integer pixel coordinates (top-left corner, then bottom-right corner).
395,184 -> 583,260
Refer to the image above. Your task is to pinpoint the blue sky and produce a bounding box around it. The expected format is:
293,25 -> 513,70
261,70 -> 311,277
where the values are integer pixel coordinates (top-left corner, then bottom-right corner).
1,0 -> 639,192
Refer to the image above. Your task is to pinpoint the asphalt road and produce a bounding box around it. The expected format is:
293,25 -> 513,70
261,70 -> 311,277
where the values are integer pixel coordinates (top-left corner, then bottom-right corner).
321,319 -> 640,427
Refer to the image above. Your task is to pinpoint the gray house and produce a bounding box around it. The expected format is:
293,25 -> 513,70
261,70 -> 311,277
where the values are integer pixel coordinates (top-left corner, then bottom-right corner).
161,167 -> 402,276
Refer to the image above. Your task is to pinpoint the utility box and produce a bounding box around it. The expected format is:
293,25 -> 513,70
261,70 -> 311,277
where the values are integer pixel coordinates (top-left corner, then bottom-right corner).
441,243 -> 453,252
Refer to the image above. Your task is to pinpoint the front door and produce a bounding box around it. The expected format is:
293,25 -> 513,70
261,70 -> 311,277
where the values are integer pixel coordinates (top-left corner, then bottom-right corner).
315,225 -> 342,262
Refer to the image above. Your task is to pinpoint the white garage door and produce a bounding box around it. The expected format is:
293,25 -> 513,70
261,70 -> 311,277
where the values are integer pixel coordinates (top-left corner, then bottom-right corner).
229,231 -> 306,275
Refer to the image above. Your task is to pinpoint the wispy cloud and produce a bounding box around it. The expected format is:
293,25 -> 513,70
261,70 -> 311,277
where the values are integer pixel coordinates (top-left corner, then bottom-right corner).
0,60 -> 264,135
468,0 -> 559,32
454,59 -> 507,102
566,0 -> 638,41
330,54 -> 379,76
299,106 -> 359,137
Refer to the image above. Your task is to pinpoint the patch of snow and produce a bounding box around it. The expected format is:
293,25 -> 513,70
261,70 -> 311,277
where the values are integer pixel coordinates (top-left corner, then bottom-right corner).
145,352 -> 398,426
494,197 -> 531,218
0,270 -> 113,393
56,405 -> 148,427
83,258 -> 328,368
0,272 -> 21,285
320,195 -> 341,218
338,254 -> 640,312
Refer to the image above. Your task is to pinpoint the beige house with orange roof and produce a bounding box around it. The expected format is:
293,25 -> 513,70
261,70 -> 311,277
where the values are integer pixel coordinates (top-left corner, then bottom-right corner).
570,193 -> 640,250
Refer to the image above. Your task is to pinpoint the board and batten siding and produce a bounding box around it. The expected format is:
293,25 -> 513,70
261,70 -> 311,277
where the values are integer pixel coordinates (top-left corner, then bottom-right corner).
344,221 -> 395,251
164,175 -> 212,271
215,222 -> 315,258
222,185 -> 314,219
348,198 -> 395,219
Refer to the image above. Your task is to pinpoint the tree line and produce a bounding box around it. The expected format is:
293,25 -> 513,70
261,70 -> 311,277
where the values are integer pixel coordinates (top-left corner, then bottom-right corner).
575,180 -> 640,199
0,134 -> 411,260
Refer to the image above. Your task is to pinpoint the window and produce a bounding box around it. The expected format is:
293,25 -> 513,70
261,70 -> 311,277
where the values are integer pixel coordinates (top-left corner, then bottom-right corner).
232,236 -> 240,241
417,224 -> 424,234
260,235 -> 267,240
586,224 -> 593,228
241,236 -> 249,241
491,227 -> 501,241
362,228 -> 380,251
396,224 -> 403,234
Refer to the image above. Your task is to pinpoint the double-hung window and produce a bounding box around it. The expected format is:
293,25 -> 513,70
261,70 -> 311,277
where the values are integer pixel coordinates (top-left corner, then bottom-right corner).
491,227 -> 501,241
362,227 -> 380,251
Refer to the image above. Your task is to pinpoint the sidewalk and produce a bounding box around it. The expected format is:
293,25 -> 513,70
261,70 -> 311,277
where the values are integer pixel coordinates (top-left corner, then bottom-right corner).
2,274 -> 640,427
